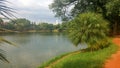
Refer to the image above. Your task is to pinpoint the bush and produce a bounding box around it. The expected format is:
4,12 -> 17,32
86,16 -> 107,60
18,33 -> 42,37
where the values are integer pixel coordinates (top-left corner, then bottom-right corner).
67,12 -> 110,51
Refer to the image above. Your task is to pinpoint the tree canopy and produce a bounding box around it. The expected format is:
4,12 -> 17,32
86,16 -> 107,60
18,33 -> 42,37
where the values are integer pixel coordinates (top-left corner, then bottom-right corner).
50,0 -> 120,35
50,0 -> 107,20
9,18 -> 31,31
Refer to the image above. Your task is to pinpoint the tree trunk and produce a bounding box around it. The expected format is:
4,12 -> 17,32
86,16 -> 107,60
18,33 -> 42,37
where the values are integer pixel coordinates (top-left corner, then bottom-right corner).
113,21 -> 118,35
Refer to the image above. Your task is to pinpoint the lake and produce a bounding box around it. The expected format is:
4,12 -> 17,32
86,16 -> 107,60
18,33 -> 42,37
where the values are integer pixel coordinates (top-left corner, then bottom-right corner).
0,33 -> 86,68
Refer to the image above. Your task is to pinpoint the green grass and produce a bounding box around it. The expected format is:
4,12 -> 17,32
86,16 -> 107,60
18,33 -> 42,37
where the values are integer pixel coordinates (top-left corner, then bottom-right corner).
39,43 -> 118,68
39,51 -> 76,68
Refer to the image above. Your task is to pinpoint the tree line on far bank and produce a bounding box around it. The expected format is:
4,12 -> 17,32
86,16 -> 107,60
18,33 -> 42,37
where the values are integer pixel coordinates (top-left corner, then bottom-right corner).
0,18 -> 67,32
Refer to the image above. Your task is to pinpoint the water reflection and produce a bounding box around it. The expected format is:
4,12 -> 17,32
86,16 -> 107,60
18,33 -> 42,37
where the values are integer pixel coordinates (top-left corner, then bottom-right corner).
0,33 -> 87,68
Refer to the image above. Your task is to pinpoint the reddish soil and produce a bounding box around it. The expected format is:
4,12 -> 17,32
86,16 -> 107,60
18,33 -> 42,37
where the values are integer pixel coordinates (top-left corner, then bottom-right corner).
104,38 -> 120,68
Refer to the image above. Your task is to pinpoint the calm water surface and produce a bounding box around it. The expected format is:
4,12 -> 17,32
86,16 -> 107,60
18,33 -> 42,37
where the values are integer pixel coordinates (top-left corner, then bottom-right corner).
0,33 -> 86,68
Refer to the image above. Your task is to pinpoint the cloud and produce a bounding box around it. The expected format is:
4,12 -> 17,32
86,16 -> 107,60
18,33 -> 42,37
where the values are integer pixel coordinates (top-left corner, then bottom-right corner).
7,0 -> 60,23
9,0 -> 52,8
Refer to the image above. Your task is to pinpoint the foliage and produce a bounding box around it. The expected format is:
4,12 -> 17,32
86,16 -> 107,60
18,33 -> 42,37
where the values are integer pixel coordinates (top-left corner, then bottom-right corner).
0,18 -> 3,23
106,0 -> 120,35
50,0 -> 120,35
0,0 -> 15,63
0,18 -> 67,32
38,23 -> 54,30
39,43 -> 118,68
0,37 -> 16,63
0,18 -> 4,28
106,0 -> 120,16
0,0 -> 14,18
50,0 -> 108,20
8,18 -> 31,31
67,12 -> 109,50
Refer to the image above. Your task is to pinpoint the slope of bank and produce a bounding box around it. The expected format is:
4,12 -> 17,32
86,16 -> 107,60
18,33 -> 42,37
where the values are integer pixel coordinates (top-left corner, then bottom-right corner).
39,40 -> 118,68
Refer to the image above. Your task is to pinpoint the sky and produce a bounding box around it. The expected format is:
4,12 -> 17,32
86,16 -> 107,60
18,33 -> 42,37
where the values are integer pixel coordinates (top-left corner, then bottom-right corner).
8,0 -> 60,24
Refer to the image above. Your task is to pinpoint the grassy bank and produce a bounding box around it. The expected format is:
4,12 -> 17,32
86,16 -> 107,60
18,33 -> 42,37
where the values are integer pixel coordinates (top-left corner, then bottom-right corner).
39,43 -> 118,68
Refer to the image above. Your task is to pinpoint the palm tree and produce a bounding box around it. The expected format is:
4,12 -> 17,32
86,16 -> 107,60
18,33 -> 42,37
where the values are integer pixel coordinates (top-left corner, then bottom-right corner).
0,0 -> 15,62
67,12 -> 109,51
0,0 -> 14,18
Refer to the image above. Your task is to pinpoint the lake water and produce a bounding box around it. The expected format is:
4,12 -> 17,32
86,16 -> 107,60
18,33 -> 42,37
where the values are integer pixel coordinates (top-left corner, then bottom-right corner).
0,33 -> 86,68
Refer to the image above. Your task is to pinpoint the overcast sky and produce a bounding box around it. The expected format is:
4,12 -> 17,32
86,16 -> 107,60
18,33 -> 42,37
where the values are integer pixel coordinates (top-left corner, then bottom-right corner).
8,0 -> 60,24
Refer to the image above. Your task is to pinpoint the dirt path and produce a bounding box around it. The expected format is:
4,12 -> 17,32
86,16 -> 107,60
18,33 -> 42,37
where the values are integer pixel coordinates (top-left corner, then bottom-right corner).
104,38 -> 120,68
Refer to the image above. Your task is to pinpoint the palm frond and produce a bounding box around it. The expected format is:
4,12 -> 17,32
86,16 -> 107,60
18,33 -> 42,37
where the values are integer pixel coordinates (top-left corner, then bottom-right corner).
0,37 -> 16,46
0,49 -> 9,63
0,0 -> 16,19
0,0 -> 16,63
0,37 -> 16,63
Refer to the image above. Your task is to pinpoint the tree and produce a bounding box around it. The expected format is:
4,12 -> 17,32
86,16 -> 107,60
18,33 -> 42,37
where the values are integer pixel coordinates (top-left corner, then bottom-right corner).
50,0 -> 107,20
50,0 -> 120,35
38,22 -> 54,30
9,18 -> 31,31
60,22 -> 68,30
68,12 -> 109,50
106,0 -> 120,35
0,18 -> 3,27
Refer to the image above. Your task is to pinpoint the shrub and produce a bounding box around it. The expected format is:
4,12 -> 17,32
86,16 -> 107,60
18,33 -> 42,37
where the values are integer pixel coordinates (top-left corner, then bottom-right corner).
67,12 -> 109,51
